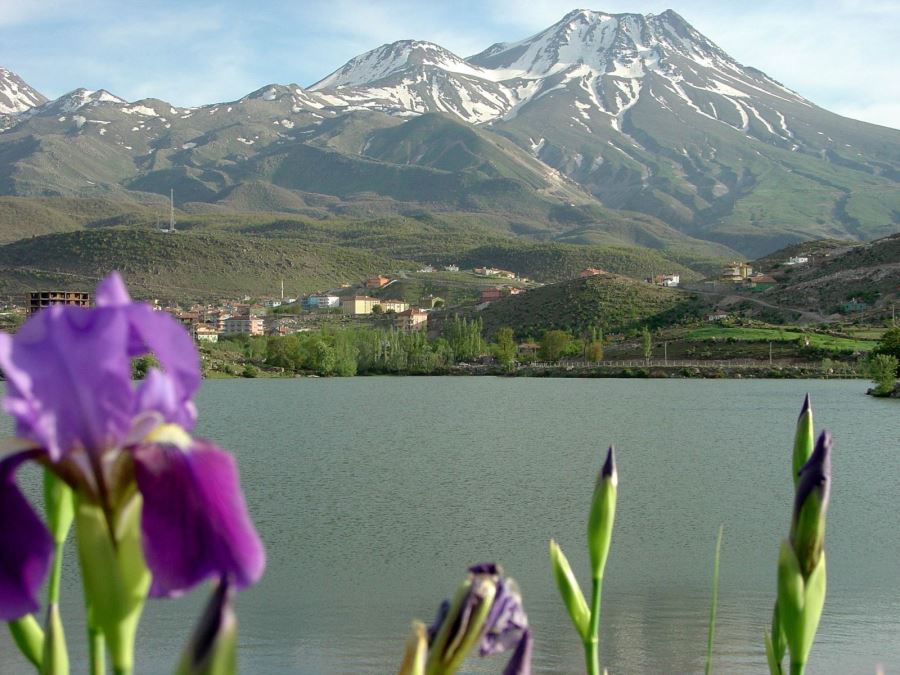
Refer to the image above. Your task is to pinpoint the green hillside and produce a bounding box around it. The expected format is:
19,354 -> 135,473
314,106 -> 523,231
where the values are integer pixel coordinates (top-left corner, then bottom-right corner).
0,229 -> 411,301
471,273 -> 698,338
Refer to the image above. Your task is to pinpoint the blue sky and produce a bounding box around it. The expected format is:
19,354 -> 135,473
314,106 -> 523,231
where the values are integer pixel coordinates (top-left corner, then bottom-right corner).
1,0 -> 898,128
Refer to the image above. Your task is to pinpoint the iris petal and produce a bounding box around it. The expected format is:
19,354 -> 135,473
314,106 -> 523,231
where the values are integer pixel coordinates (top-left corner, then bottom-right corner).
0,306 -> 133,460
133,440 -> 265,597
0,451 -> 53,620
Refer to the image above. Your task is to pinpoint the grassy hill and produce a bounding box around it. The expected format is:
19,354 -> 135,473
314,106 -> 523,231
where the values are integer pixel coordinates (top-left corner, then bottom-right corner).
0,229 -> 411,301
467,273 -> 700,338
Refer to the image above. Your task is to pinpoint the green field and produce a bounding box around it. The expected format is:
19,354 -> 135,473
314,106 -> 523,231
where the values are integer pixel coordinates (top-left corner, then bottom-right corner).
684,326 -> 877,352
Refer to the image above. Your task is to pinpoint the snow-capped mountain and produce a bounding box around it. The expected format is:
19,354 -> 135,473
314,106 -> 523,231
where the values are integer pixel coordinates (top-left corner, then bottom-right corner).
309,9 -> 808,130
0,10 -> 898,256
0,67 -> 46,115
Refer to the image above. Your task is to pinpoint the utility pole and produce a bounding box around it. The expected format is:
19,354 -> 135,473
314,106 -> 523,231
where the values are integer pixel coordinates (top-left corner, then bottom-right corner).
664,341 -> 668,366
769,341 -> 773,365
169,189 -> 176,232
281,279 -> 284,301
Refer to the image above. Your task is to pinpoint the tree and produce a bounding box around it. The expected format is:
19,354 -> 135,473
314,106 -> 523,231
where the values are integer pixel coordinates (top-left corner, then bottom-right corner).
873,327 -> 900,374
585,341 -> 604,362
493,327 -> 517,370
641,326 -> 652,361
539,330 -> 571,362
868,354 -> 899,396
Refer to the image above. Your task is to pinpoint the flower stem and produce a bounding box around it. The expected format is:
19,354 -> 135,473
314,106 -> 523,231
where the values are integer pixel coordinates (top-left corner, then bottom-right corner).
48,542 -> 65,605
790,663 -> 805,675
88,627 -> 105,675
585,575 -> 602,675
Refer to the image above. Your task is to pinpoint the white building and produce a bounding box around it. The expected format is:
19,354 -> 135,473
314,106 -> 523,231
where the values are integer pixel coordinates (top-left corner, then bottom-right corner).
304,295 -> 341,309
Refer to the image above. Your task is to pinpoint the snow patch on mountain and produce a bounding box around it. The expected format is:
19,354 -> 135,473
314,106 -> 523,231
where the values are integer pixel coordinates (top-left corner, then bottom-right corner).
0,67 -> 46,114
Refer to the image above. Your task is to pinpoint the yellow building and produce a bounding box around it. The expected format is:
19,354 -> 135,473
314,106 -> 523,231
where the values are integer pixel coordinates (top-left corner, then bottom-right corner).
342,296 -> 380,315
379,299 -> 409,313
394,308 -> 428,331
722,261 -> 753,283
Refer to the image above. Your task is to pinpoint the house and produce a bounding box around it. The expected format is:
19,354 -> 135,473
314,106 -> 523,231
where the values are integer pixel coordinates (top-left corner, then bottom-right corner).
841,298 -> 869,312
223,316 -> 265,335
474,267 -> 516,279
748,273 -> 777,289
341,296 -> 380,315
364,275 -> 391,289
394,308 -> 429,331
379,299 -> 409,313
648,274 -> 680,287
27,290 -> 91,314
173,310 -> 200,327
303,295 -> 340,310
479,287 -> 503,303
421,294 -> 445,308
517,342 -> 540,356
722,262 -> 753,283
579,268 -> 604,278
784,256 -> 809,266
707,311 -> 729,322
418,265 -> 435,273
508,287 -> 525,296
263,298 -> 282,308
193,325 -> 219,343
444,264 -> 459,272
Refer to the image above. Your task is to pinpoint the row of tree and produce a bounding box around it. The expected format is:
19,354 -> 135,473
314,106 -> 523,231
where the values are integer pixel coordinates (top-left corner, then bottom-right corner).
206,318 -> 605,376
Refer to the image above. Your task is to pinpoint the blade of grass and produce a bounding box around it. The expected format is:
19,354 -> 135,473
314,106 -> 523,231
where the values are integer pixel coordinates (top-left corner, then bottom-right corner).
705,524 -> 724,675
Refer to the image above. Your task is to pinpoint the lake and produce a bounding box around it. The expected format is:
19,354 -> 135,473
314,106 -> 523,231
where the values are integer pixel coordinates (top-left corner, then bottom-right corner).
2,378 -> 899,673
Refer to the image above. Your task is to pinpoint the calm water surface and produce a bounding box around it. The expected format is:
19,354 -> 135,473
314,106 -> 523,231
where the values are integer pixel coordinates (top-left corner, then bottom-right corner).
2,378 -> 899,674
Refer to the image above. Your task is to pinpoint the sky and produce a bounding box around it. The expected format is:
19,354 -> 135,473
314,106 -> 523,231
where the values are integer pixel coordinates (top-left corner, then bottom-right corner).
0,0 -> 898,129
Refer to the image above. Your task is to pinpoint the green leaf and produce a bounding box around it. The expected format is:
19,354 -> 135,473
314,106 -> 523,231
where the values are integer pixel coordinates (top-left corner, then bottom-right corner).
764,631 -> 782,675
549,540 -> 590,641
798,555 -> 827,662
704,525 -> 723,675
777,541 -> 805,665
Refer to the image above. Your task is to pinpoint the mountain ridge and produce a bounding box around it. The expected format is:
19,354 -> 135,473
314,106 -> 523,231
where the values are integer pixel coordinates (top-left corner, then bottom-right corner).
0,9 -> 897,257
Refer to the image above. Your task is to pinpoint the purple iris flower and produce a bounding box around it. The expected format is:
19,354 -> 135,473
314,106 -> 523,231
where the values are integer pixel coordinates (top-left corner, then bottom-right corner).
0,273 -> 265,620
428,563 -> 530,674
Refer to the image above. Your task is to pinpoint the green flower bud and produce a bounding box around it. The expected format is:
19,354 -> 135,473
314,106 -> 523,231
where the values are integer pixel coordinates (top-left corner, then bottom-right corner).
398,621 -> 427,675
587,447 -> 617,580
175,580 -> 237,675
8,614 -> 44,668
790,433 -> 831,577
426,574 -> 497,675
43,471 -> 74,546
549,539 -> 590,641
792,395 -> 814,485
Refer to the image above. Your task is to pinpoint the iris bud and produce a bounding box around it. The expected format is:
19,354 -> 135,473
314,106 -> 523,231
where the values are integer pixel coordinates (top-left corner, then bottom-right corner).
790,432 -> 831,577
792,395 -> 814,485
175,580 -> 237,675
587,447 -> 617,580
426,574 -> 497,675
8,615 -> 44,668
398,621 -> 427,675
